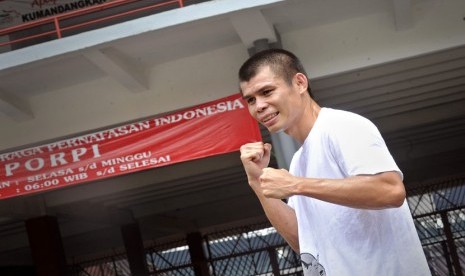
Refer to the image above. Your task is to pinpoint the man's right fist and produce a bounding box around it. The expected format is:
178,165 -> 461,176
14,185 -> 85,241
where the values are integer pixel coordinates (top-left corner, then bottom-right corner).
240,142 -> 272,182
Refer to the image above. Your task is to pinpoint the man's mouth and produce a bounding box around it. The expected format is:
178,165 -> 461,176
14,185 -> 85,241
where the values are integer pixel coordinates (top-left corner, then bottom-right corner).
261,112 -> 279,123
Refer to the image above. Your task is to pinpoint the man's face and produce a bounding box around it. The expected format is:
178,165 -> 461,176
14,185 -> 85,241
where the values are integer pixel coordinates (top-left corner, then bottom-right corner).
240,66 -> 304,134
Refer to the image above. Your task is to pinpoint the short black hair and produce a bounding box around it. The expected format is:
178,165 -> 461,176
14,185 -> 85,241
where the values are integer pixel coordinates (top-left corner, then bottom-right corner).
238,48 -> 313,98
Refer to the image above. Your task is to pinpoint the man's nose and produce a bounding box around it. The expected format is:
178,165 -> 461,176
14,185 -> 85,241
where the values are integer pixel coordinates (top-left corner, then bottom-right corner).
256,98 -> 268,113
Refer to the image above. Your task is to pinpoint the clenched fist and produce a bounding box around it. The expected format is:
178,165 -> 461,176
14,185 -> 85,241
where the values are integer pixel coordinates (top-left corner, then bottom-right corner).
240,142 -> 272,186
259,167 -> 297,199
240,142 -> 299,199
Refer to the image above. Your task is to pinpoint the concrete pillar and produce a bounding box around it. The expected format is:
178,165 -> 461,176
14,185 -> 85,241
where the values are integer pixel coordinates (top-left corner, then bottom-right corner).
187,232 -> 210,276
121,222 -> 149,276
25,216 -> 68,276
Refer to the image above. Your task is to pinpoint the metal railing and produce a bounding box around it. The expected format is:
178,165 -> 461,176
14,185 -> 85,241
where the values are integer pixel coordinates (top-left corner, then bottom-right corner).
0,0 -> 185,49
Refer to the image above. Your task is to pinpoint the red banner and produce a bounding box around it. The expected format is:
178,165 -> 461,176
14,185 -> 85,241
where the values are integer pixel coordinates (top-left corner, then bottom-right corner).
0,94 -> 261,199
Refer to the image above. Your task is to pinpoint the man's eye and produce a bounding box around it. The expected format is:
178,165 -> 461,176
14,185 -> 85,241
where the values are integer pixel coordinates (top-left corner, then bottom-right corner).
247,98 -> 255,105
263,89 -> 272,95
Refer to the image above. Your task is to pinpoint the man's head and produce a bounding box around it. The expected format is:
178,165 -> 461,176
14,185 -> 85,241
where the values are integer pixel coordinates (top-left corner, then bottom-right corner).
238,48 -> 313,98
238,49 -> 315,140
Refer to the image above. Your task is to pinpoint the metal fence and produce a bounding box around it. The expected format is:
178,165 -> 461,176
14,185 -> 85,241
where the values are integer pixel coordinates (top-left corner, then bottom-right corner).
70,251 -> 130,275
70,179 -> 465,276
205,224 -> 301,276
408,179 -> 465,276
147,239 -> 193,275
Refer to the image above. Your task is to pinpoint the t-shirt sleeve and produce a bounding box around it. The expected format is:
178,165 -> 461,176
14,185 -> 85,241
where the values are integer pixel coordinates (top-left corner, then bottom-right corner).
328,113 -> 403,179
287,195 -> 296,209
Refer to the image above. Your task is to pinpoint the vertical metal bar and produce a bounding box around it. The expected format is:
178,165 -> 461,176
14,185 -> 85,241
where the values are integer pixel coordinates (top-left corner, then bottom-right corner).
112,256 -> 119,276
440,212 -> 463,276
99,262 -> 105,276
149,251 -> 156,273
205,235 -> 218,276
441,241 -> 453,276
53,17 -> 62,38
245,232 -> 258,275
219,234 -> 242,275
267,248 -> 281,276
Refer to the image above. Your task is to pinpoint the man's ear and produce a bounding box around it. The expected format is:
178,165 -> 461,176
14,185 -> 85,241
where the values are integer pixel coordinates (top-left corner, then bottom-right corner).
294,73 -> 309,95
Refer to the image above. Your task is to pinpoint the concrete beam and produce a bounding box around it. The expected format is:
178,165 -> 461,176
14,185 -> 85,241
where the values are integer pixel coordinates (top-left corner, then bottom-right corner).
83,47 -> 148,93
0,196 -> 47,219
392,0 -> 413,31
54,202 -> 134,226
231,9 -> 278,49
0,91 -> 33,121
141,215 -> 197,233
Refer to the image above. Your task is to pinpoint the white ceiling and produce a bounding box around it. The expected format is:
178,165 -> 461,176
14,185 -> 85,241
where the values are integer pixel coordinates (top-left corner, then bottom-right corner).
0,0 -> 464,265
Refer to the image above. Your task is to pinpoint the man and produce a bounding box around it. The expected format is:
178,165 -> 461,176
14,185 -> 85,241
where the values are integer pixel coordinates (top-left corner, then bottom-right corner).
239,49 -> 430,275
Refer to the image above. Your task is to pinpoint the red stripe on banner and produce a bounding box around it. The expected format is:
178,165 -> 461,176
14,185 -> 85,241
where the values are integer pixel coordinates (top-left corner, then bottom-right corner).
0,94 -> 261,199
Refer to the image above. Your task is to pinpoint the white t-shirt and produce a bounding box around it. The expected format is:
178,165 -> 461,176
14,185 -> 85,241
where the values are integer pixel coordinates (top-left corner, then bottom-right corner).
288,108 -> 431,276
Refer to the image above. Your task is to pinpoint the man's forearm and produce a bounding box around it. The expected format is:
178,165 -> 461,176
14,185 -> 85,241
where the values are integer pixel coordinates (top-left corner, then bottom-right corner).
259,169 -> 406,210
254,190 -> 300,253
292,172 -> 405,209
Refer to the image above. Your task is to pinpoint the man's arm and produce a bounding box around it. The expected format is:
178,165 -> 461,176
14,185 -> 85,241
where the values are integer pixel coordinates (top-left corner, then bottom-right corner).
259,168 -> 406,209
240,142 -> 300,253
